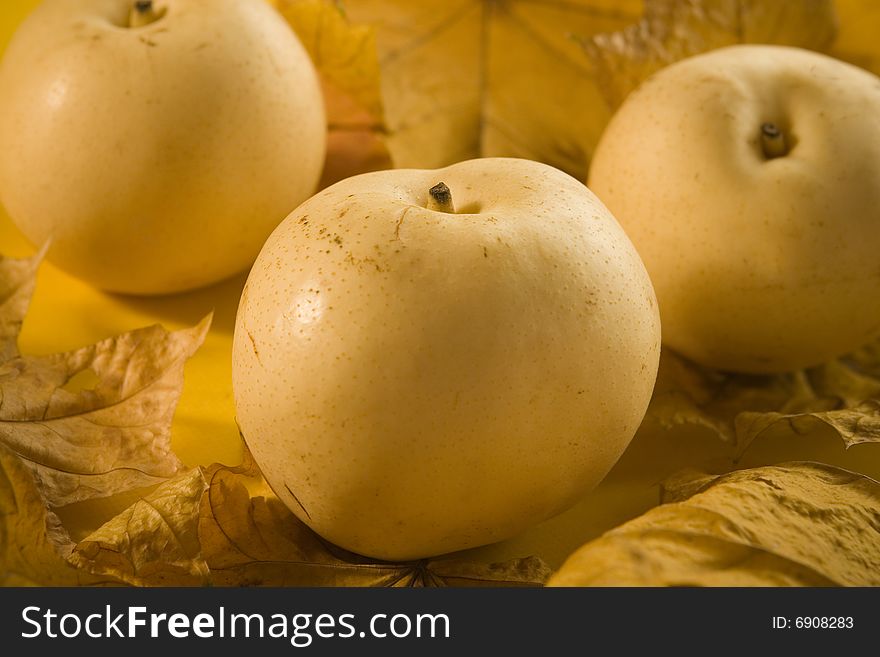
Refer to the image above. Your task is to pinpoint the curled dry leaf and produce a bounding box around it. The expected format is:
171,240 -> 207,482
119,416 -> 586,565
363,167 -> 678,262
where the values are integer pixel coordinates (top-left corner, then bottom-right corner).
0,315 -> 211,508
273,0 -> 393,188
583,0 -> 838,109
198,454 -> 550,587
0,246 -> 45,363
649,346 -> 880,459
0,443 -> 119,586
71,468 -> 210,586
67,453 -> 550,587
549,462 -> 880,586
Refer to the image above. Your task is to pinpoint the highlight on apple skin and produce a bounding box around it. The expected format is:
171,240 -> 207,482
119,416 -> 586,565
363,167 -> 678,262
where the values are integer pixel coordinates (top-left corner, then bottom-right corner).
232,157 -> 661,561
0,0 -> 326,295
589,44 -> 880,374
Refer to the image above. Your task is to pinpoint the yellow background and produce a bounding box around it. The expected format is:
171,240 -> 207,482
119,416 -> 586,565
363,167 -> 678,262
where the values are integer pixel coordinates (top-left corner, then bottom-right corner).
3,0 -> 880,572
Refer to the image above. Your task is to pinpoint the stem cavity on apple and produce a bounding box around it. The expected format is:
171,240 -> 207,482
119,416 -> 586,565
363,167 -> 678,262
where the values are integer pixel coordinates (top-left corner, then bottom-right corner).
427,182 -> 455,213
760,122 -> 788,159
129,0 -> 166,28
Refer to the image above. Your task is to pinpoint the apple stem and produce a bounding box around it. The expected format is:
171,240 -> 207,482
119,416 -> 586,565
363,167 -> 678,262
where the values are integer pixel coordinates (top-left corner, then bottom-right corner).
129,0 -> 165,28
761,123 -> 787,159
427,182 -> 455,213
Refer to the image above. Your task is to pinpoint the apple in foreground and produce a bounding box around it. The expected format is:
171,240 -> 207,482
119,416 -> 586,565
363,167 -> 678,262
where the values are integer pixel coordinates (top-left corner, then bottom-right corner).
0,0 -> 325,295
589,45 -> 880,374
232,158 -> 661,560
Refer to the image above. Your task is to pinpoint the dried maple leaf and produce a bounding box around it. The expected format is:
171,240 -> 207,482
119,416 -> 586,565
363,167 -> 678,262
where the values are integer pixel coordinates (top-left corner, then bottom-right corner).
0,317 -> 211,508
649,345 -> 880,459
583,0 -> 838,109
66,452 -> 550,587
273,0 -> 392,188
330,0 -> 838,180
549,462 -> 880,586
342,0 -> 641,181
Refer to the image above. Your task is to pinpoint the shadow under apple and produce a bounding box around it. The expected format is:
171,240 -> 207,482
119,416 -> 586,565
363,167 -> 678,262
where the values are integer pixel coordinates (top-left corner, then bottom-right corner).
107,270 -> 248,335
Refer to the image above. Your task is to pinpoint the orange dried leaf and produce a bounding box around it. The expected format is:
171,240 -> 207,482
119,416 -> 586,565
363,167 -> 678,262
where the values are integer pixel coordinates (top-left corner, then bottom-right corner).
274,0 -> 392,187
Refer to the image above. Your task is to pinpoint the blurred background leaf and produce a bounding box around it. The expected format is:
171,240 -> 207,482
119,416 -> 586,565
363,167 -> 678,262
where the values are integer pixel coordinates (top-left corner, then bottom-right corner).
583,0 -> 838,109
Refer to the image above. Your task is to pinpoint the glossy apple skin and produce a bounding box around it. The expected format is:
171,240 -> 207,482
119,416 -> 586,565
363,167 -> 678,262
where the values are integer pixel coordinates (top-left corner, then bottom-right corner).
0,0 -> 325,294
232,158 -> 661,560
590,45 -> 880,374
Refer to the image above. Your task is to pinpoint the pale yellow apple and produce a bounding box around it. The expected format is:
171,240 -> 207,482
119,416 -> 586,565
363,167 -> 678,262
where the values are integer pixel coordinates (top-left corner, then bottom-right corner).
232,157 -> 661,560
589,45 -> 880,373
0,0 -> 325,295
